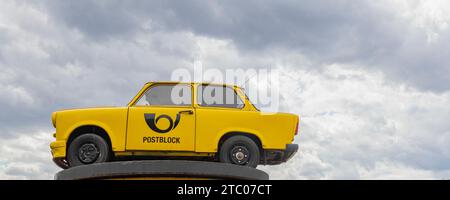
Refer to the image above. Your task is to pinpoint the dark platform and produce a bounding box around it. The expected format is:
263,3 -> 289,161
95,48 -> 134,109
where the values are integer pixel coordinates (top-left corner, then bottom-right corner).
55,160 -> 269,180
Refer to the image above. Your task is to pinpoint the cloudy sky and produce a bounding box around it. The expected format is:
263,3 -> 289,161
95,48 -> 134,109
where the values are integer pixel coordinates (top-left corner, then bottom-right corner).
1,0 -> 450,179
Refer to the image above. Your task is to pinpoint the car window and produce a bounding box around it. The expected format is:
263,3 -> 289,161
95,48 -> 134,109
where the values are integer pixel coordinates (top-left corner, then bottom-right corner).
136,84 -> 192,106
197,85 -> 244,108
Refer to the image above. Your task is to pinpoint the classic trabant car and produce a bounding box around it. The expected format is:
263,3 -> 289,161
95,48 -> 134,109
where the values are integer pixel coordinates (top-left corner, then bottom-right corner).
50,82 -> 299,168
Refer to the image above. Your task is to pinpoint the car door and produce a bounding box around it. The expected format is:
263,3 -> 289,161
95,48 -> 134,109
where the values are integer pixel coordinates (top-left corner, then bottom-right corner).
194,84 -> 248,152
126,83 -> 195,151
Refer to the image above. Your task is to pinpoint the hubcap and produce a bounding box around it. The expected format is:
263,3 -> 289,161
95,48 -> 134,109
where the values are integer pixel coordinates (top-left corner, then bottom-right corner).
230,146 -> 250,165
78,143 -> 99,164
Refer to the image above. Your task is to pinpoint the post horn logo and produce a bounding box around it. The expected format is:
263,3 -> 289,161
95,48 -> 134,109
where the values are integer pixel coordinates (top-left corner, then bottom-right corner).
144,113 -> 181,134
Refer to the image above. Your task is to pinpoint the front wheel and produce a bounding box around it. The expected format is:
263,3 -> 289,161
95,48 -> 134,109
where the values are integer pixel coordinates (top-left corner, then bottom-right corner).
219,136 -> 260,168
67,133 -> 111,167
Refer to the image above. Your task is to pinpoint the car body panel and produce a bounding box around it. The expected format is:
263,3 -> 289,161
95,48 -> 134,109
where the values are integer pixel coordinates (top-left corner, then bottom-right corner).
53,107 -> 128,156
126,106 -> 196,151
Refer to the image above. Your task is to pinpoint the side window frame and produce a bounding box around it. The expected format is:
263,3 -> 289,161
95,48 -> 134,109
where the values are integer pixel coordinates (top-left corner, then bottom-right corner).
133,83 -> 193,108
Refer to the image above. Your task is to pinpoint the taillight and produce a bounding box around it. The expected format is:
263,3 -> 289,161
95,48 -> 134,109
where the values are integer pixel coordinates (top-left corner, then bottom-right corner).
294,120 -> 299,135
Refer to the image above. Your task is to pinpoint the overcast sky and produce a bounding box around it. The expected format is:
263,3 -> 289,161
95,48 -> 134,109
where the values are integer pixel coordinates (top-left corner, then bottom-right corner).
1,0 -> 450,179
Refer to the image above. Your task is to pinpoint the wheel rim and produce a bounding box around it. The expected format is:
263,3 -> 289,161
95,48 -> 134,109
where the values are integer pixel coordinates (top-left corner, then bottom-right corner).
78,143 -> 100,164
230,145 -> 250,165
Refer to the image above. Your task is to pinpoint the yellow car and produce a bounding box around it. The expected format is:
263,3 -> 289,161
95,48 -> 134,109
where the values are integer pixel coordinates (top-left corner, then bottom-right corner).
50,82 -> 299,168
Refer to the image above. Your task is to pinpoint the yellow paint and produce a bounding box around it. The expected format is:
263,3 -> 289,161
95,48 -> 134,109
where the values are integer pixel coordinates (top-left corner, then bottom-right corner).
50,82 -> 299,162
127,106 -> 195,151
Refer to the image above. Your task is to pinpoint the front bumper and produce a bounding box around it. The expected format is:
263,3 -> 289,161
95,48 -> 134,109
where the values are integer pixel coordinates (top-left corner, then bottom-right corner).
50,140 -> 69,169
53,157 -> 70,169
50,140 -> 66,157
262,144 -> 299,165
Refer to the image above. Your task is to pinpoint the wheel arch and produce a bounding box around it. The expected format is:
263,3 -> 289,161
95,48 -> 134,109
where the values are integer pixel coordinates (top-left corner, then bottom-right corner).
66,125 -> 113,152
217,131 -> 263,153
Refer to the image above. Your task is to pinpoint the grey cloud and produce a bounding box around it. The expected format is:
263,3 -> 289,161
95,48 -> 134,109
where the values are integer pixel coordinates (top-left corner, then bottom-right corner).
42,1 -> 139,40
38,0 -> 450,92
41,1 -> 396,55
262,66 -> 450,179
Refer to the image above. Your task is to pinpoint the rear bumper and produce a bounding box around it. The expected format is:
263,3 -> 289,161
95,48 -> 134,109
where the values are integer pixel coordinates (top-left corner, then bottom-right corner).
262,144 -> 298,165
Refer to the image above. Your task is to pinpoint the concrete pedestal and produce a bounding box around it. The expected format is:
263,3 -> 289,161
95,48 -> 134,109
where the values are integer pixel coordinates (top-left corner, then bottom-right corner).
55,160 -> 269,180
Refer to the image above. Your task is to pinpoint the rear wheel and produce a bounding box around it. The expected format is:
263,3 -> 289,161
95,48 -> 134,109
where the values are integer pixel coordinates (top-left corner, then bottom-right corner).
67,133 -> 111,167
219,136 -> 260,168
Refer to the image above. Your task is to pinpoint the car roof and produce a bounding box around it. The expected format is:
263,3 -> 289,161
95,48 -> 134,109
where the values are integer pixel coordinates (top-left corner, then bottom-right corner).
145,81 -> 242,89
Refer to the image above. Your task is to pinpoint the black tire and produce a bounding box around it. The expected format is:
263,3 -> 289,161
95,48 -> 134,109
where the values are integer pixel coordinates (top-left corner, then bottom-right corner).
219,136 -> 260,168
67,133 -> 111,168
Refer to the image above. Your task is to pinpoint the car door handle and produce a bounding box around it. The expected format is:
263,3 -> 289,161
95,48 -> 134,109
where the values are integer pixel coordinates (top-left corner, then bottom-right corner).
179,110 -> 193,115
